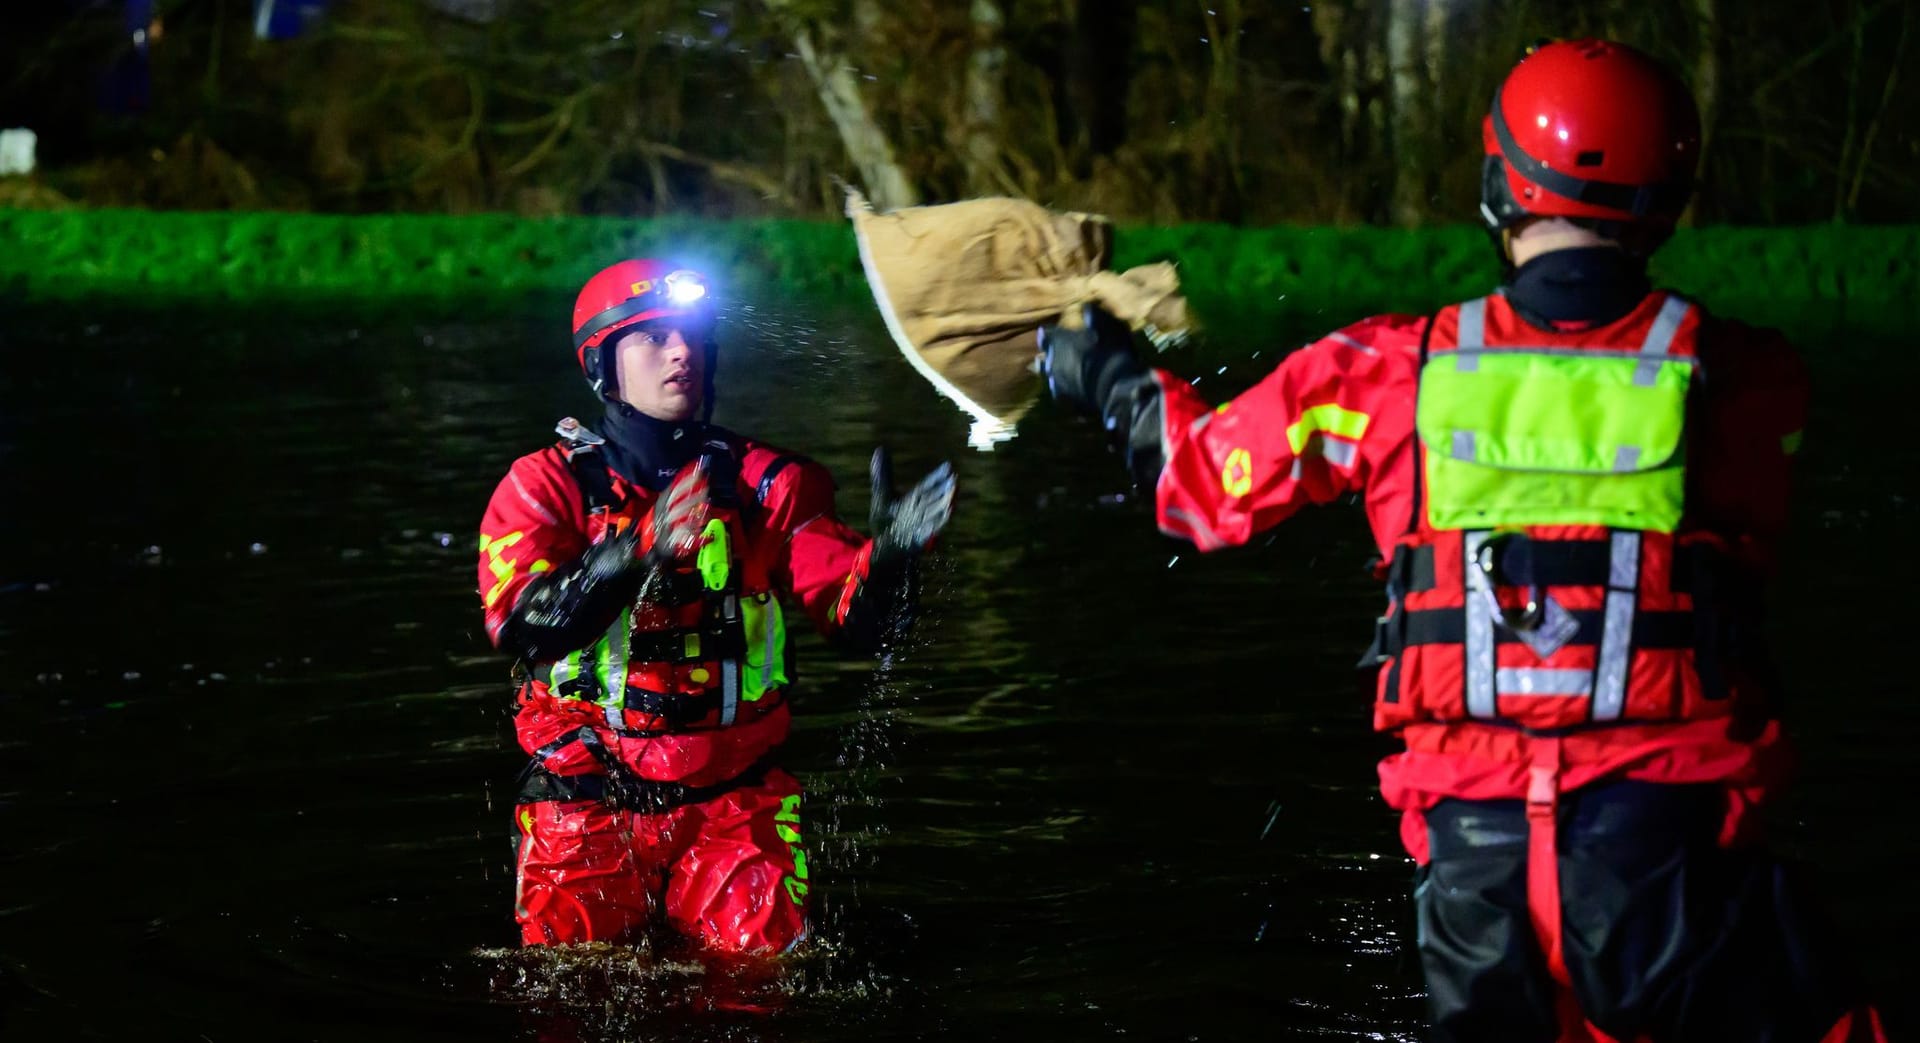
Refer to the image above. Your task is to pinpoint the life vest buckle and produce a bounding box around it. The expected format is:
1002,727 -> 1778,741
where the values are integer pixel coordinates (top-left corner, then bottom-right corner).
1474,532 -> 1546,632
1525,737 -> 1563,806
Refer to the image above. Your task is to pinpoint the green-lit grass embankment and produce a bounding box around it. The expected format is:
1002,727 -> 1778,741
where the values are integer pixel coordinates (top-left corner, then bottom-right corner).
3,208 -> 1914,341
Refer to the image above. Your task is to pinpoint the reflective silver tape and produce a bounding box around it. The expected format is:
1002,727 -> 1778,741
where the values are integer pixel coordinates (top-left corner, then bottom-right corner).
1452,430 -> 1477,462
1463,531 -> 1496,719
1591,531 -> 1642,722
1164,507 -> 1227,551
1322,438 -> 1358,468
1641,296 -> 1691,355
1454,298 -> 1486,371
1633,296 -> 1691,386
720,595 -> 740,726
1613,445 -> 1641,472
720,659 -> 739,726
763,607 -> 777,692
602,609 -> 630,729
1494,667 -> 1595,697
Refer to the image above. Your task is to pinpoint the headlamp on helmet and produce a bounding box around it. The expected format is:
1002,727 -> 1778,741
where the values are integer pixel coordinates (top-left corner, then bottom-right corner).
571,258 -> 719,402
664,269 -> 708,306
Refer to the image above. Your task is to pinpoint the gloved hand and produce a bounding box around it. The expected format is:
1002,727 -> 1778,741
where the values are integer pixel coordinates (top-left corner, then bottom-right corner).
869,447 -> 957,572
839,447 -> 956,653
641,462 -> 714,568
1038,304 -> 1145,426
502,527 -> 646,661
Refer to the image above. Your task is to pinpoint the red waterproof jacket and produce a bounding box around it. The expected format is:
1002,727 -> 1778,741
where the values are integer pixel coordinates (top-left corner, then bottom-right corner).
1149,291 -> 1808,860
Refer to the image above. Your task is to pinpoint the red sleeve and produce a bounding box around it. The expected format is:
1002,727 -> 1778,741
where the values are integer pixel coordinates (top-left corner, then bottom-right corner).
1688,318 -> 1809,571
749,452 -> 870,639
478,449 -> 589,646
1153,314 -> 1424,553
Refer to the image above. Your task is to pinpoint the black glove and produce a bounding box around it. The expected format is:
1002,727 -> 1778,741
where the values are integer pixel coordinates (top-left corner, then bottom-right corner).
869,447 -> 956,570
499,528 -> 646,661
841,447 -> 956,652
1039,305 -> 1146,429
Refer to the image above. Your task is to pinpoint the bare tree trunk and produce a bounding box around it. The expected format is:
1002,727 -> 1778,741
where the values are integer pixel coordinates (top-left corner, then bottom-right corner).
1422,0 -> 1453,126
1832,13 -> 1866,221
1061,0 -> 1135,175
1200,0 -> 1245,220
1847,0 -> 1909,213
1688,0 -> 1719,224
1307,2 -> 1360,159
768,0 -> 919,210
1385,0 -> 1425,225
961,0 -> 1011,195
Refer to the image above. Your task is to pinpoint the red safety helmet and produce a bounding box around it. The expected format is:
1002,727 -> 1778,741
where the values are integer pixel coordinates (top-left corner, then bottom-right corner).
1480,40 -> 1700,240
571,258 -> 716,400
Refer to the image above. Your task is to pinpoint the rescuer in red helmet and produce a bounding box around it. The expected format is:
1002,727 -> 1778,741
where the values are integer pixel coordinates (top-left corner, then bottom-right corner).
478,258 -> 955,955
1040,41 -> 1886,1042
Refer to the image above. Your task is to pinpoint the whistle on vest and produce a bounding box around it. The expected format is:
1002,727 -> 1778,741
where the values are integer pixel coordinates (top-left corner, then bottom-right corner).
697,517 -> 731,592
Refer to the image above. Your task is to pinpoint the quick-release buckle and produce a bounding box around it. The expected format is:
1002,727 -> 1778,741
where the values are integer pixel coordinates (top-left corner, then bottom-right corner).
1475,533 -> 1545,632
1526,738 -> 1562,810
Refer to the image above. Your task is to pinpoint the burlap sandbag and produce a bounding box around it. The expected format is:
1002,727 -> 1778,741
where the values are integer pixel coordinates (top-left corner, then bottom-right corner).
848,191 -> 1191,447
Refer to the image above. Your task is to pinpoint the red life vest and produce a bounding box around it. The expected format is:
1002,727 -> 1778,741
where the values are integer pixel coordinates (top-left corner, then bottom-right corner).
526,423 -> 796,737
1368,292 -> 1763,734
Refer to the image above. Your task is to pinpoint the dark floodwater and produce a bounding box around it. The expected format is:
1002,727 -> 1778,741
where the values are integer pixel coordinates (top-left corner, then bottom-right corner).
0,295 -> 1913,1042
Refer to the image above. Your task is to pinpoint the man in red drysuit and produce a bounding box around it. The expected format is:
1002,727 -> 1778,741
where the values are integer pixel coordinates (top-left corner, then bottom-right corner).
479,258 -> 955,954
1039,40 -> 1887,1043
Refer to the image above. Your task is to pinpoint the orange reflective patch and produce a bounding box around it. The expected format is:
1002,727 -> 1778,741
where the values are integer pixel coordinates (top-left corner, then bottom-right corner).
629,279 -> 654,296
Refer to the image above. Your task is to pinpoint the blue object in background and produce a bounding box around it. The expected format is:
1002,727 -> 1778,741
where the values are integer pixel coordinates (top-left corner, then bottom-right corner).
253,0 -> 330,40
102,0 -> 155,113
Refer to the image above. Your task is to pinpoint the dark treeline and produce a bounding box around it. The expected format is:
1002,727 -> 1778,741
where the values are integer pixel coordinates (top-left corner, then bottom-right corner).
3,0 -> 1915,224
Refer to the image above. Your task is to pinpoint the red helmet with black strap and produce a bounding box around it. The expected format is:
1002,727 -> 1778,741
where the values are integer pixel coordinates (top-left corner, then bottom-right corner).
1480,40 -> 1701,244
571,259 -> 716,405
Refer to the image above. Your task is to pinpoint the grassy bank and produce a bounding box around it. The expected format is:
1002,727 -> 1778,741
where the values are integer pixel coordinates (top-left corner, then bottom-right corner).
3,208 -> 1913,339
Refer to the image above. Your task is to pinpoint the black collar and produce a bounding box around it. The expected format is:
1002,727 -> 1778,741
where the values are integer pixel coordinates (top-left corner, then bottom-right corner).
1503,247 -> 1651,330
599,401 -> 704,491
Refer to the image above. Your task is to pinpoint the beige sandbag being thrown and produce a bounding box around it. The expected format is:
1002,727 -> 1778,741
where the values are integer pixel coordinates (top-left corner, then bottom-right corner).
848,191 -> 1192,449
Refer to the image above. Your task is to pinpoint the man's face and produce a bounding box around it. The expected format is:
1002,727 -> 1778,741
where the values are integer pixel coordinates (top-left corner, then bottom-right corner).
612,322 -> 706,422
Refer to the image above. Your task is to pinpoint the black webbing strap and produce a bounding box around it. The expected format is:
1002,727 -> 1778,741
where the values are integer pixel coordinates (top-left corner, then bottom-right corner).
701,438 -> 741,511
626,623 -> 747,664
562,444 -> 621,514
515,740 -> 776,812
530,620 -> 748,684
1396,540 -> 1701,595
1388,607 -> 1696,652
1379,314 -> 1443,703
755,454 -> 799,507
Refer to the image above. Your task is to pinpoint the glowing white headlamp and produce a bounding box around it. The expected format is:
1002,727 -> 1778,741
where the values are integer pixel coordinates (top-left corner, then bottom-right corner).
664,269 -> 708,305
